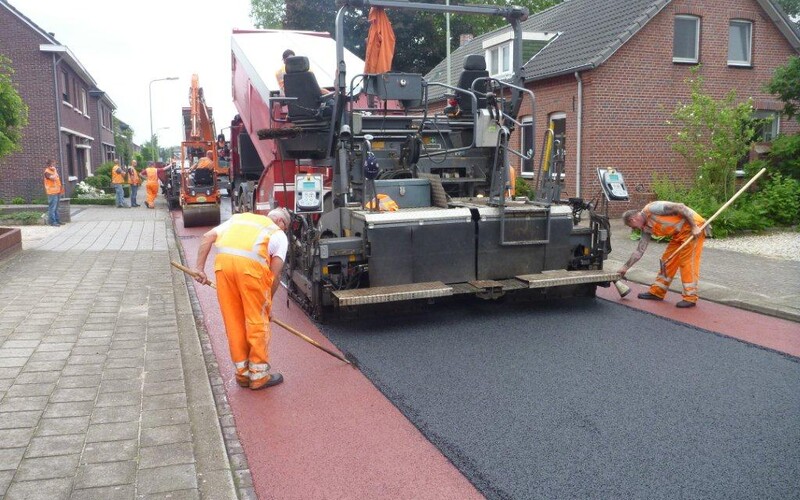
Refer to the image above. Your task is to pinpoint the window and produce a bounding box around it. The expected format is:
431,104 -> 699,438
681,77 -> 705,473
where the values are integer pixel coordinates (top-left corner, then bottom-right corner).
61,71 -> 69,102
753,110 -> 779,142
673,15 -> 700,63
487,42 -> 512,76
520,116 -> 534,177
81,89 -> 88,114
728,20 -> 752,66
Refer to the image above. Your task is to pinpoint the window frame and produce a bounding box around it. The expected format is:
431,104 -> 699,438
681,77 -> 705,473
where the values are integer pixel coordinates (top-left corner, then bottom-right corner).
673,15 -> 701,64
61,70 -> 69,102
753,110 -> 780,142
486,41 -> 513,77
520,115 -> 535,178
728,19 -> 753,67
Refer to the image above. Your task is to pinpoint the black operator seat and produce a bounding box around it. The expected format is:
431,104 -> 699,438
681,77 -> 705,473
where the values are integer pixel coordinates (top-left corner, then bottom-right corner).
193,169 -> 213,187
456,54 -> 489,116
284,56 -> 326,121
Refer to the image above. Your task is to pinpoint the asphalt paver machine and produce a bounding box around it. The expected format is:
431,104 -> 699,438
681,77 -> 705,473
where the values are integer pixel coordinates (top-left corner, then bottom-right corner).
235,0 -> 618,319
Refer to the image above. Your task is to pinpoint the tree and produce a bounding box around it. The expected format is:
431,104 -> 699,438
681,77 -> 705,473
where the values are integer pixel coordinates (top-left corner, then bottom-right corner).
775,0 -> 800,17
249,0 -> 563,75
669,71 -> 756,202
765,56 -> 800,122
113,117 -> 134,166
0,55 -> 29,159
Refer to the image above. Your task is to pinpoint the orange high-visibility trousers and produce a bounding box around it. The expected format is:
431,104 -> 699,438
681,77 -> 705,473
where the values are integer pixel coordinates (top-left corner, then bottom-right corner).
648,233 -> 705,303
146,181 -> 158,207
214,254 -> 273,380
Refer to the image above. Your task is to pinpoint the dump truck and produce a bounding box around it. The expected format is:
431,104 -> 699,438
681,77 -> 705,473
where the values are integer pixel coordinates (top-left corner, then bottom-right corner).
180,74 -> 222,228
229,0 -> 622,319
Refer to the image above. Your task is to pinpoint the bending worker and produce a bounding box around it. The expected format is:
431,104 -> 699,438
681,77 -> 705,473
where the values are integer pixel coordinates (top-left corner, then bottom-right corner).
618,201 -> 708,308
193,208 -> 291,390
141,162 -> 160,209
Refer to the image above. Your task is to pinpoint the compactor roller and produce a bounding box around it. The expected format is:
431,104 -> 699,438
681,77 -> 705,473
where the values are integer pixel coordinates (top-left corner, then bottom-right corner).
182,203 -> 220,228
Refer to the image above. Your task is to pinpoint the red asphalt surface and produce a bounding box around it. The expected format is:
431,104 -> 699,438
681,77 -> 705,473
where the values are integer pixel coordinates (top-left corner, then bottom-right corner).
172,211 -> 800,498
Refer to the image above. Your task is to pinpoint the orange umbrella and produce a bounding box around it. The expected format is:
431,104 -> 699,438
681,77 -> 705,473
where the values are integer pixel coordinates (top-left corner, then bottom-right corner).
364,7 -> 395,74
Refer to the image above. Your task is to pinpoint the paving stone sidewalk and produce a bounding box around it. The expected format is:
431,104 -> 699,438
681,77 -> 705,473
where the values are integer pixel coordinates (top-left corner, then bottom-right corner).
0,204 -> 236,499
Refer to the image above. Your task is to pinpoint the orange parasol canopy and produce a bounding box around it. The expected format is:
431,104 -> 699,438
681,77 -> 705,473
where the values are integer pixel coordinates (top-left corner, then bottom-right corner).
364,7 -> 396,74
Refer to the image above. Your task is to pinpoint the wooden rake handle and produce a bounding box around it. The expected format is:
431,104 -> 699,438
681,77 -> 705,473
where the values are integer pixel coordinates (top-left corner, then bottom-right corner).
662,167 -> 766,266
171,261 -> 217,289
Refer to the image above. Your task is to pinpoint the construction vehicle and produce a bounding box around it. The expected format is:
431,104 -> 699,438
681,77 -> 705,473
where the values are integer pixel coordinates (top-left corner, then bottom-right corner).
180,74 -> 222,227
229,1 -> 621,320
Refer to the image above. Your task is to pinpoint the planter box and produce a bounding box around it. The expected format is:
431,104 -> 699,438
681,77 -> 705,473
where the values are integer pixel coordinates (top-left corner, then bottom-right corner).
59,198 -> 71,223
0,199 -> 71,222
0,226 -> 22,260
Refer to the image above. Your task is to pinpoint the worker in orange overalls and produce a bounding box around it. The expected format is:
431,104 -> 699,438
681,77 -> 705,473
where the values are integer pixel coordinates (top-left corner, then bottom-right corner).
128,160 -> 141,207
141,162 -> 160,209
193,208 -> 290,390
43,159 -> 64,226
618,201 -> 708,308
190,150 -> 214,172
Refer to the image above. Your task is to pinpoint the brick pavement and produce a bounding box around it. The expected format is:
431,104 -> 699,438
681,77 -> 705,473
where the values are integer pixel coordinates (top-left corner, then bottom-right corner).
0,204 -> 236,499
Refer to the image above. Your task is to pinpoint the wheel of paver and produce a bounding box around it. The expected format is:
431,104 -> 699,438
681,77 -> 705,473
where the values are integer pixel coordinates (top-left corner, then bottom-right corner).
183,204 -> 221,228
168,197 -> 180,210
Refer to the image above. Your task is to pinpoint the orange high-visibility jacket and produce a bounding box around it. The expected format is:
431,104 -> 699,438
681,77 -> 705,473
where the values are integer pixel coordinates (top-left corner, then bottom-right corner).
215,213 -> 283,275
43,166 -> 62,195
129,168 -> 141,186
366,193 -> 399,211
642,203 -> 705,240
111,166 -> 127,185
145,167 -> 158,184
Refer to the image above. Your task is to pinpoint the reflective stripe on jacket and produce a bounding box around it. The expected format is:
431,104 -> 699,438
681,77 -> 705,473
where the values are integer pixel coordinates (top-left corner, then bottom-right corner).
215,213 -> 282,268
366,193 -> 399,212
643,203 -> 705,240
43,167 -> 62,195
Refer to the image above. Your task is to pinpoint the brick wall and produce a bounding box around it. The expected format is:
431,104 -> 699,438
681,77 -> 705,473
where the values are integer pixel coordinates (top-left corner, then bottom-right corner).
514,0 -> 799,216
0,7 -> 59,202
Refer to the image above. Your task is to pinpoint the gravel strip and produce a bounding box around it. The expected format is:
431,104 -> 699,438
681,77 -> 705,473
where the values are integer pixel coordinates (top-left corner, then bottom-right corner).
704,230 -> 800,262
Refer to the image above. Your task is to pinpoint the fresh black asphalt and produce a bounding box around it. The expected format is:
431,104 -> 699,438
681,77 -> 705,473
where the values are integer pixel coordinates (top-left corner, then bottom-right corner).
320,298 -> 800,499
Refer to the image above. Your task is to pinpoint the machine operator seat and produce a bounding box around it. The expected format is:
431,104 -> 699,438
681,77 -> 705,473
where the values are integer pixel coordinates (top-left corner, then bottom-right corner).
456,55 -> 489,116
284,56 -> 330,122
192,168 -> 214,187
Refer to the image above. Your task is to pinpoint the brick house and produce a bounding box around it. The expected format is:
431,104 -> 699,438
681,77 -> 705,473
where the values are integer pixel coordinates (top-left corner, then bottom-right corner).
426,0 -> 800,211
0,0 -> 118,201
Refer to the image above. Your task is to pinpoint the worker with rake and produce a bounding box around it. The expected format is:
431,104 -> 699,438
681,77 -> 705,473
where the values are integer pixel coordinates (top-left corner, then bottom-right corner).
192,208 -> 290,390
618,201 -> 708,308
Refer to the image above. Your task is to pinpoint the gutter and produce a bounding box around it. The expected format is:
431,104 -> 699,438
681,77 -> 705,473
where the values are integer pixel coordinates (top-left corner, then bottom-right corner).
575,71 -> 583,198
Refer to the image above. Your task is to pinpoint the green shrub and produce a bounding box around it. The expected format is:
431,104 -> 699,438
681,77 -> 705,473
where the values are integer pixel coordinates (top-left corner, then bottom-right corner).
95,162 -> 114,178
515,177 -> 535,200
70,197 -> 115,205
767,134 -> 800,180
31,197 -> 47,204
753,173 -> 800,226
85,174 -> 111,190
10,196 -> 25,204
0,199 -> 4,205
0,211 -> 43,225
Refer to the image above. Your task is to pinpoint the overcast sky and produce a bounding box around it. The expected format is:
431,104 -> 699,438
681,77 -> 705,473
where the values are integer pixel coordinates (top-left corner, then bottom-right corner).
13,0 -> 255,147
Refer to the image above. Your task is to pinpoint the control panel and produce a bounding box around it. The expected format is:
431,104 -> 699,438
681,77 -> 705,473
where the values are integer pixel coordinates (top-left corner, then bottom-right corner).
295,174 -> 324,214
597,167 -> 629,201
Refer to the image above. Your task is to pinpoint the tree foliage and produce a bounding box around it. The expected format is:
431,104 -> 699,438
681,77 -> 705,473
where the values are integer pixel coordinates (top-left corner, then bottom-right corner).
765,56 -> 800,122
668,70 -> 756,203
113,118 -> 134,166
249,0 -> 562,75
0,55 -> 29,159
775,0 -> 800,17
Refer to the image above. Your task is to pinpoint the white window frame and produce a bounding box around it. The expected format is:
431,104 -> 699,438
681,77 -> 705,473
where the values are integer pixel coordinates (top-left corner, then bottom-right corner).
81,89 -> 88,114
673,15 -> 700,64
486,41 -> 512,77
520,115 -> 535,178
728,19 -> 753,67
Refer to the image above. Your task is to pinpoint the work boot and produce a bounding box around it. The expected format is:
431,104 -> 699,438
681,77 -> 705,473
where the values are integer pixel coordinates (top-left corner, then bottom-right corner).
676,300 -> 696,308
235,373 -> 250,387
250,372 -> 283,391
637,292 -> 663,300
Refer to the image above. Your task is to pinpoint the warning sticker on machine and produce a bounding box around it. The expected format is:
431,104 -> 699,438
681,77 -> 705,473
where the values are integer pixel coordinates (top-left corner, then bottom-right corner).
256,203 -> 271,211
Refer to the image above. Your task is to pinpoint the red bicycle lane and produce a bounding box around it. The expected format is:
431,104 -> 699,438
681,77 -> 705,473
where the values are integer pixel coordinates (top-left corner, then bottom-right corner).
173,212 -> 482,500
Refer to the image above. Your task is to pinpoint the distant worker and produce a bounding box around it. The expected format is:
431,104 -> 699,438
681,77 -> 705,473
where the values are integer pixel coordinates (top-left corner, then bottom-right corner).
618,201 -> 708,308
142,161 -> 160,209
192,208 -> 291,390
128,160 -> 141,207
216,134 -> 229,160
43,159 -> 63,226
111,159 -> 129,208
275,49 -> 295,94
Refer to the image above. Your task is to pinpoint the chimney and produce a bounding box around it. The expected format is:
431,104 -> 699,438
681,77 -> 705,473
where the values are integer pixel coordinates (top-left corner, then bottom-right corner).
459,34 -> 474,47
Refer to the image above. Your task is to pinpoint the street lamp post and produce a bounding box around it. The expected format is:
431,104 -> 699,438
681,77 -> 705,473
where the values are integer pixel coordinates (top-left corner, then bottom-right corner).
149,77 -> 179,161
155,127 -> 170,162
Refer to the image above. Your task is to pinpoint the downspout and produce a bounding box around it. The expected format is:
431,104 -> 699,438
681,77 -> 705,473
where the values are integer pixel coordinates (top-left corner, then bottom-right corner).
574,71 -> 583,198
51,53 -> 65,191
